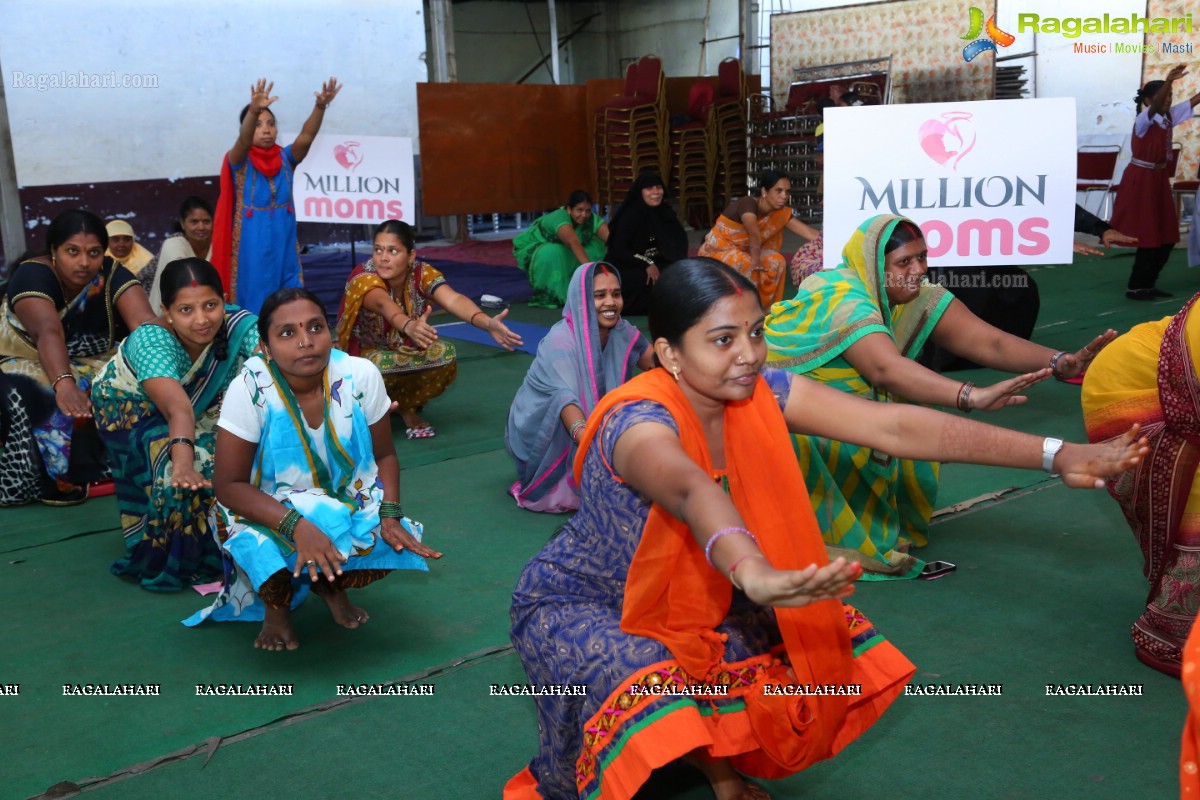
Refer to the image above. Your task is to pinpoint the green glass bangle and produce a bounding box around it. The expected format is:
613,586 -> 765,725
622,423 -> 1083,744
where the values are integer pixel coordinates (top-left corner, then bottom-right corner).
276,509 -> 302,543
379,501 -> 403,519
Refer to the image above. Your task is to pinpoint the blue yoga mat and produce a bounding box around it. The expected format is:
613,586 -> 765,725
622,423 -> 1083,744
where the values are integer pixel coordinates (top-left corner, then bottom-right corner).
436,321 -> 549,356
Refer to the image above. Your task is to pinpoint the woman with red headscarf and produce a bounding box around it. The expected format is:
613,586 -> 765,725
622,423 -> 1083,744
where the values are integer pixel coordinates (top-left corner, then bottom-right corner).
211,77 -> 342,315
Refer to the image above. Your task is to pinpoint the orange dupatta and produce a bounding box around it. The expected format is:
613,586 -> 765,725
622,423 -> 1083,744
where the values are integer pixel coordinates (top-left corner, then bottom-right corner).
574,367 -> 854,772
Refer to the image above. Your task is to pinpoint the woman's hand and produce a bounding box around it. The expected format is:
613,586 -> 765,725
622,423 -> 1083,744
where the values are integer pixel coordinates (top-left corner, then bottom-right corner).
404,308 -> 438,349
313,77 -> 342,109
1073,241 -> 1104,257
169,464 -> 211,491
379,518 -> 443,559
736,556 -> 861,607
1054,330 -> 1118,378
249,78 -> 278,114
55,380 -> 93,418
292,520 -> 347,582
1055,424 -> 1148,488
484,309 -> 524,351
1100,228 -> 1137,248
969,368 -> 1051,411
646,264 -> 661,285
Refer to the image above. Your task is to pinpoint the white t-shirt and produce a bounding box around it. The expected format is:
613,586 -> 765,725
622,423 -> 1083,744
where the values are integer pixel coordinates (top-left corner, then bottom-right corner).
217,356 -> 392,455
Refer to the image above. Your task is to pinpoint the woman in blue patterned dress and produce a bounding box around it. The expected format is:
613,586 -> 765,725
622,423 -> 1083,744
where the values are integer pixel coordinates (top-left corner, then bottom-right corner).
186,288 -> 442,651
91,259 -> 259,591
507,258 -> 1148,800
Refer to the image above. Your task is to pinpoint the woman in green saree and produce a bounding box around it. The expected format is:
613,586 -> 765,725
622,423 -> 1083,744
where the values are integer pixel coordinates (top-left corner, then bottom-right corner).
764,214 -> 1116,577
513,190 -> 609,307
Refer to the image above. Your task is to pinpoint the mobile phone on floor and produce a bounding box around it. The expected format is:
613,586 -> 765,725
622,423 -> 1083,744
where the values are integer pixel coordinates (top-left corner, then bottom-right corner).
918,560 -> 957,580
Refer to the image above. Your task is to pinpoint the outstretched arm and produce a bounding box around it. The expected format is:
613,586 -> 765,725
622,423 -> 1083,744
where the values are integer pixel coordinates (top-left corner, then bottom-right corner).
783,372 -> 1147,486
613,418 -> 861,606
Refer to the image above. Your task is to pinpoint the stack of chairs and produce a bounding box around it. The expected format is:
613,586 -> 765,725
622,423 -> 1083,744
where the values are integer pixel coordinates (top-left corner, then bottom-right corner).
669,82 -> 716,228
712,57 -> 748,211
594,55 -> 668,208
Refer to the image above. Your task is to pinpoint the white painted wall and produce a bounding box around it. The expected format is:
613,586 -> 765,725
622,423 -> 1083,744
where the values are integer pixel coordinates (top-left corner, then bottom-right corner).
0,0 -> 427,187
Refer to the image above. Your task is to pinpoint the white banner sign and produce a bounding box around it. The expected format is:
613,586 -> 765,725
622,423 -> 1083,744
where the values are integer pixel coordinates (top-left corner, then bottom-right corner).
823,98 -> 1077,268
283,133 -> 415,224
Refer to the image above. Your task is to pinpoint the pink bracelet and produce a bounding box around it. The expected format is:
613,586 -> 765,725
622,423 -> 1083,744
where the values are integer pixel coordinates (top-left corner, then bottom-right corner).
703,527 -> 757,567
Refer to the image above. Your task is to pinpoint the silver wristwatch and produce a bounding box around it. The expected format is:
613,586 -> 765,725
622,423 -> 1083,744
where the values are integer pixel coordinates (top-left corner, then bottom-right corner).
1042,437 -> 1064,474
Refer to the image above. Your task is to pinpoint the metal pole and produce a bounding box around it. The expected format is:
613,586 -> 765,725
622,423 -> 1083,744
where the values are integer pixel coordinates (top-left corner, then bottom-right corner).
741,0 -> 755,74
548,0 -> 561,85
429,0 -> 451,82
0,51 -> 27,269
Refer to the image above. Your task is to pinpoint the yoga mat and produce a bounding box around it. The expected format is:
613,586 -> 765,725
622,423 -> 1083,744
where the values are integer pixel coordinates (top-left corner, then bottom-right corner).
436,321 -> 549,356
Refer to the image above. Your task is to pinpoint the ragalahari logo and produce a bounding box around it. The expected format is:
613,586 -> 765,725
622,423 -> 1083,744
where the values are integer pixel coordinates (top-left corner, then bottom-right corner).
333,141 -> 364,171
918,112 -> 976,171
961,7 -> 1015,62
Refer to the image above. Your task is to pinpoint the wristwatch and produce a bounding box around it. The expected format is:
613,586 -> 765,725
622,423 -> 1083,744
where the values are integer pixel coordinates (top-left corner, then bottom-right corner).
1042,437 -> 1064,474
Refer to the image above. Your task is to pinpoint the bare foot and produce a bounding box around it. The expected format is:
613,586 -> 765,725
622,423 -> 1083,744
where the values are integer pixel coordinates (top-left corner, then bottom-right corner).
684,753 -> 771,800
255,605 -> 300,651
321,589 -> 369,629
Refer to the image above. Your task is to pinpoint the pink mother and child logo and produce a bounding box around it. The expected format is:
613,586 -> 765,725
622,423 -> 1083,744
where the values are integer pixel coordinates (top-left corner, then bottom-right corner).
333,140 -> 364,171
918,112 -> 976,171
961,7 -> 1014,61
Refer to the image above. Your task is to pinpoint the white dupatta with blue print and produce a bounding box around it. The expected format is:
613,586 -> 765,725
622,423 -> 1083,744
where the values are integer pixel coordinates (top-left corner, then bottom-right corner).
185,349 -> 426,625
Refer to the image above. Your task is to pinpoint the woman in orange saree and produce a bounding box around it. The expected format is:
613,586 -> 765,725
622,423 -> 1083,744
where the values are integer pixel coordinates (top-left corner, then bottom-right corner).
698,170 -> 819,310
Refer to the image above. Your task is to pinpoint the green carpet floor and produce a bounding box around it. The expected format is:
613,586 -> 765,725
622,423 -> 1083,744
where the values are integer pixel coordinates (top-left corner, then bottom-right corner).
1,246 -> 1194,799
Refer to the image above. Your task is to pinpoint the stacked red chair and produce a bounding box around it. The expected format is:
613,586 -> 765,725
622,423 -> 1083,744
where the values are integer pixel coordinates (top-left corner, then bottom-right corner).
712,57 -> 748,211
594,56 -> 668,208
670,82 -> 716,228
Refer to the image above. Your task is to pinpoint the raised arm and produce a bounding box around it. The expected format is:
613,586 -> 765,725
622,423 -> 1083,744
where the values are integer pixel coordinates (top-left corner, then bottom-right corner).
612,418 -> 862,607
230,79 -> 277,166
291,77 -> 342,163
783,372 -> 1147,486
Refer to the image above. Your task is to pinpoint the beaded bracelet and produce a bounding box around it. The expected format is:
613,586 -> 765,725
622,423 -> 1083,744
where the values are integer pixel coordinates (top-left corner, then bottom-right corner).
379,500 -> 404,519
470,310 -> 486,327
276,509 -> 302,543
50,372 -> 75,390
956,382 -> 975,413
703,527 -> 758,568
167,436 -> 195,452
568,419 -> 587,442
1048,351 -> 1068,377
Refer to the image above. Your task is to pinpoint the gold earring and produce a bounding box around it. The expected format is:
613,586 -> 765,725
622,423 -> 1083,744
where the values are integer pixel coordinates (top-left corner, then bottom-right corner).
671,365 -> 680,382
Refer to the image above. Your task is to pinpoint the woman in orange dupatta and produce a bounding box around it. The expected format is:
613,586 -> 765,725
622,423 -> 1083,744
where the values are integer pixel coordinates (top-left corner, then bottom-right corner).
1082,291 -> 1200,677
698,170 -> 819,310
507,258 -> 1147,800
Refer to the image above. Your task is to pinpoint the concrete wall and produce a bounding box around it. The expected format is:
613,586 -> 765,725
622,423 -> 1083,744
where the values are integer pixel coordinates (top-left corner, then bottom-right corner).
1,0 -> 428,186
